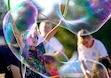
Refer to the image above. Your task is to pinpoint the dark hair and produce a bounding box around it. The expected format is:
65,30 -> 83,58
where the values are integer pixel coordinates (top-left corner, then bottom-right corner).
98,57 -> 111,70
93,57 -> 111,78
93,57 -> 111,72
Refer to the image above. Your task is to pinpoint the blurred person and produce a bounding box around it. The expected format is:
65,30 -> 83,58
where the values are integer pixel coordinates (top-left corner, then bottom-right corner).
24,21 -> 63,77
0,30 -> 22,78
11,1 -> 63,77
13,21 -> 61,78
23,21 -> 61,77
39,21 -> 64,58
77,29 -> 110,78
92,57 -> 111,78
44,55 -> 59,78
39,21 -> 65,77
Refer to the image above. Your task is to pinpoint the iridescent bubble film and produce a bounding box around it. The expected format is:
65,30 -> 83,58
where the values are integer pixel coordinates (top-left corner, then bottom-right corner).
57,0 -> 111,34
10,1 -> 38,33
2,11 -> 20,60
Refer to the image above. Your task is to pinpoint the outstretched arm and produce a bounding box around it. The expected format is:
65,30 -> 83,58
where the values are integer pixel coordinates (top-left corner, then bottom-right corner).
44,21 -> 61,42
81,61 -> 92,78
12,21 -> 25,49
11,65 -> 22,78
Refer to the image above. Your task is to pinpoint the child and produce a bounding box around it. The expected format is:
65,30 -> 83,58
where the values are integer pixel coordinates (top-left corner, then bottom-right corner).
44,55 -> 59,77
77,29 -> 109,78
92,57 -> 111,78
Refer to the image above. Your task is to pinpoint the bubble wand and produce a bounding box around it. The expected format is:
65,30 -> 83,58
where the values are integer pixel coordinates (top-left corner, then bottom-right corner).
63,0 -> 70,18
8,0 -> 10,11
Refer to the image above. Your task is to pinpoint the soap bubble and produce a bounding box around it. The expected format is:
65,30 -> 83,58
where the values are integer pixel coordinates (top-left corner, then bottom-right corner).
2,1 -> 50,77
57,0 -> 111,35
3,1 -> 65,77
3,0 -> 111,77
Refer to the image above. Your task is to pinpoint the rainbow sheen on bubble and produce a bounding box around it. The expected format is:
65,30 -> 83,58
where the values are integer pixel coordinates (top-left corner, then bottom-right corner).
10,1 -> 38,33
57,0 -> 111,35
3,11 -> 20,59
3,1 -> 38,59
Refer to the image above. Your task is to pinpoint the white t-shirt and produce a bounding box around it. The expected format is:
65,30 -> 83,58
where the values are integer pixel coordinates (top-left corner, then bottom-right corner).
37,35 -> 44,45
78,39 -> 108,71
44,37 -> 63,54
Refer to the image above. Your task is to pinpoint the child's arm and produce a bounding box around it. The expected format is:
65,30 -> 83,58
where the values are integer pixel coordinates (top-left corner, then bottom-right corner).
12,21 -> 25,49
44,21 -> 61,42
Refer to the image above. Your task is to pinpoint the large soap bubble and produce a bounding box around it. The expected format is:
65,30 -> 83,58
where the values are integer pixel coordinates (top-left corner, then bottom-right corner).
2,1 -> 52,77
58,0 -> 111,35
2,1 -> 66,77
3,0 -> 111,77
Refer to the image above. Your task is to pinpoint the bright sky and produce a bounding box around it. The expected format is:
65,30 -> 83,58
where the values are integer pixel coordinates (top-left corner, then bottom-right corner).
4,0 -> 60,16
4,0 -> 60,10
4,0 -> 26,9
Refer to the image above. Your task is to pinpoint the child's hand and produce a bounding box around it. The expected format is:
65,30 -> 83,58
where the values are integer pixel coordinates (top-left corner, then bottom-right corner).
84,70 -> 92,78
85,74 -> 91,78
